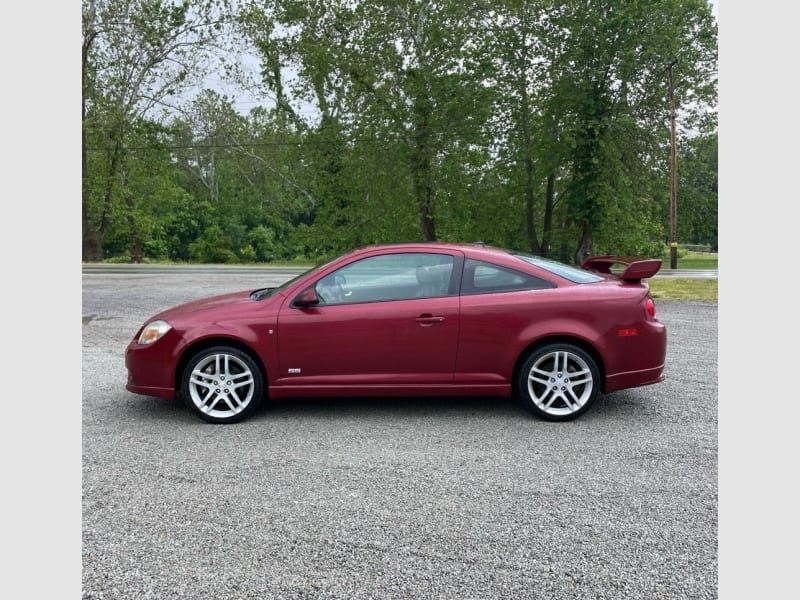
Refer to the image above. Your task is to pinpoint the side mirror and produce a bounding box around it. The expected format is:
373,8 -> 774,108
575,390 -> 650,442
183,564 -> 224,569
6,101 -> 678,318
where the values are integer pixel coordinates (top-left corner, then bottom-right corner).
294,286 -> 320,308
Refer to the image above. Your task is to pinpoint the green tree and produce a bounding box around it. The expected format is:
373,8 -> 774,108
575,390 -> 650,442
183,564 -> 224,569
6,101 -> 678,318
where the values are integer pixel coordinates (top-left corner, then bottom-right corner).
100,119 -> 196,261
238,0 -> 490,244
82,0 -> 231,261
536,0 -> 717,262
84,0 -> 717,264
677,131 -> 718,249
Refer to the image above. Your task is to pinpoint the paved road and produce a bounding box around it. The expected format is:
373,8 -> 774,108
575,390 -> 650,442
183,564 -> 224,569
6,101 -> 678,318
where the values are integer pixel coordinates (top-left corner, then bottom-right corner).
656,268 -> 718,278
81,264 -> 308,275
82,269 -> 718,599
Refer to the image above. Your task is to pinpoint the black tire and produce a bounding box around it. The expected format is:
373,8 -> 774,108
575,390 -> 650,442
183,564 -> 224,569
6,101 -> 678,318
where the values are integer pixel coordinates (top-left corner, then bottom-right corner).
181,346 -> 264,424
516,343 -> 600,421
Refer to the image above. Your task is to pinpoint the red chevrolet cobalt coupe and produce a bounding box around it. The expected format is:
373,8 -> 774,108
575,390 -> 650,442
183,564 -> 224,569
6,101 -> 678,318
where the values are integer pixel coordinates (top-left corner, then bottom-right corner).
125,243 -> 666,424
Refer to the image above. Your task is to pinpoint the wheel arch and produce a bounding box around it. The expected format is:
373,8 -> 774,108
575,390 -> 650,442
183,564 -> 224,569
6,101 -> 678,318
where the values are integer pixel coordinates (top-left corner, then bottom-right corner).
511,335 -> 606,395
174,337 -> 269,399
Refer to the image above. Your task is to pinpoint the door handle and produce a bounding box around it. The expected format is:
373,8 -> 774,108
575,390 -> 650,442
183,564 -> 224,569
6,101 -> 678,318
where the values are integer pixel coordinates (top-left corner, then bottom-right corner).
416,314 -> 445,326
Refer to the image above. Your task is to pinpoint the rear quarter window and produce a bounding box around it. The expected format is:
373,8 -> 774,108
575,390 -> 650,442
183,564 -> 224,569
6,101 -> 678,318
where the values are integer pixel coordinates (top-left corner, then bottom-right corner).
461,259 -> 555,294
513,254 -> 605,283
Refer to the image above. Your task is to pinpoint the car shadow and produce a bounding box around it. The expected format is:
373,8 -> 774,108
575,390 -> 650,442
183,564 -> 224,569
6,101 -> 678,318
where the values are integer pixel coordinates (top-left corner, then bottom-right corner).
109,394 -> 198,425
254,394 -> 525,421
587,391 -> 654,421
111,390 -> 653,425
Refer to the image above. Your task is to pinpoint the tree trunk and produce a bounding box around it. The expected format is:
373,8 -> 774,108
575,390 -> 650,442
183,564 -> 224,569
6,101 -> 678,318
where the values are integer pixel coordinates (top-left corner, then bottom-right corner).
122,164 -> 143,263
559,242 -> 570,264
90,139 -> 122,261
540,173 -> 555,258
82,229 -> 103,262
418,192 -> 436,241
519,83 -> 539,254
82,3 -> 98,262
412,94 -> 436,241
82,123 -> 101,261
574,223 -> 594,265
414,147 -> 436,241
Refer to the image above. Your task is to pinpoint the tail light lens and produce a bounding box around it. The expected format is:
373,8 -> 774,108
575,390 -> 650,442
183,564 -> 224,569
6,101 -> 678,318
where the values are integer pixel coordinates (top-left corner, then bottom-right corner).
644,297 -> 656,318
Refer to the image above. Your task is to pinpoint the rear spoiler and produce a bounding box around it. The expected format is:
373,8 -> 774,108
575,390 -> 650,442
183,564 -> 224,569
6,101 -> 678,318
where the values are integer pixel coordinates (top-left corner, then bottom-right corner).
581,255 -> 662,282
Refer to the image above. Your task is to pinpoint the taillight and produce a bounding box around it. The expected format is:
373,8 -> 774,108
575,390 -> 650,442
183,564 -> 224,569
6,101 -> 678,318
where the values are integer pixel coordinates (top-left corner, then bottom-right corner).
644,297 -> 656,318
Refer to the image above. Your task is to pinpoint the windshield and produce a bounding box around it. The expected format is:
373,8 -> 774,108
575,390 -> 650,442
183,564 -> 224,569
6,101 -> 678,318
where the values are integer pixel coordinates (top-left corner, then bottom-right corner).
250,264 -> 321,301
513,253 -> 605,283
273,266 -> 318,292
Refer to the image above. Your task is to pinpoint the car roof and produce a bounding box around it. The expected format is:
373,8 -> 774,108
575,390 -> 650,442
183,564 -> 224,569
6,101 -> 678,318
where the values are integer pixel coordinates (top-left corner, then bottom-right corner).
354,241 -> 512,259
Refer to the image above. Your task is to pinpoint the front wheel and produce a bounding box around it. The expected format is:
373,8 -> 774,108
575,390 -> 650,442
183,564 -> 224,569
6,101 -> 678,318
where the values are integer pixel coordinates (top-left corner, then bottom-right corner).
181,346 -> 264,424
516,344 -> 600,421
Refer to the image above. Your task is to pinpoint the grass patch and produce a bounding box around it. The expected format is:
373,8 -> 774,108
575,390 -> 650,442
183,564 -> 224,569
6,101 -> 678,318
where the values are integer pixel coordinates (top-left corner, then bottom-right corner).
672,252 -> 718,270
648,278 -> 717,301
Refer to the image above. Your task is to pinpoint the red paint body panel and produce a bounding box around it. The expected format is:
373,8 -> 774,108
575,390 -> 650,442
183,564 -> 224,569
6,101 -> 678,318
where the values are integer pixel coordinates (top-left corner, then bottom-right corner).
275,295 -> 460,385
125,242 -> 667,407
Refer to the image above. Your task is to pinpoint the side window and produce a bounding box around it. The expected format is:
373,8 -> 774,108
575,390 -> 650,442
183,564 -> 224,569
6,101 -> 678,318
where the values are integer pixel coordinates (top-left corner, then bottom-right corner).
462,259 -> 554,294
316,253 -> 455,305
316,273 -> 348,304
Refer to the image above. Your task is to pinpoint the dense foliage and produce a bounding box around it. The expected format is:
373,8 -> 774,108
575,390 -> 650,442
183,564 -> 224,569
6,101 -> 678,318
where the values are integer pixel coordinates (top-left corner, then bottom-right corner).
82,0 -> 718,264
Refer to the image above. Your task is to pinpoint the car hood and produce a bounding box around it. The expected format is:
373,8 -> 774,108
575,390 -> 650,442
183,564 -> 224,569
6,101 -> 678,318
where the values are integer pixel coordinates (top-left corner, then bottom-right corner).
151,289 -> 267,322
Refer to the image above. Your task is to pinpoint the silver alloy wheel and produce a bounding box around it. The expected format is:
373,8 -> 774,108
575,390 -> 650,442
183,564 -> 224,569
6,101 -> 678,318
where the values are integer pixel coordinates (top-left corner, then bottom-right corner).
526,349 -> 595,417
188,352 -> 256,419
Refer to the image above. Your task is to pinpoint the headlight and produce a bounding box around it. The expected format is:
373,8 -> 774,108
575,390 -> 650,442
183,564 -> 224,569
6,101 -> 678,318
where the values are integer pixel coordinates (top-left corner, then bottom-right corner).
137,320 -> 172,345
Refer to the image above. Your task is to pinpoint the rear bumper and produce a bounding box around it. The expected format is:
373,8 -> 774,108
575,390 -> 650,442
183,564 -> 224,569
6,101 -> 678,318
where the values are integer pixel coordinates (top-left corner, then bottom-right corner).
604,364 -> 665,393
602,316 -> 667,393
125,380 -> 177,400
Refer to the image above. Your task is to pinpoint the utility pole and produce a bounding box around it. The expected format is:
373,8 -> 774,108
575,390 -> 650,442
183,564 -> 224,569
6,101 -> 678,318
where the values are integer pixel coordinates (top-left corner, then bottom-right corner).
667,60 -> 678,269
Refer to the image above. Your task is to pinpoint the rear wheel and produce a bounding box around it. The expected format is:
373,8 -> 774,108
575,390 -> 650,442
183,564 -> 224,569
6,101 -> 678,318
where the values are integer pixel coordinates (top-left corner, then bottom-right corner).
516,343 -> 599,421
181,346 -> 264,424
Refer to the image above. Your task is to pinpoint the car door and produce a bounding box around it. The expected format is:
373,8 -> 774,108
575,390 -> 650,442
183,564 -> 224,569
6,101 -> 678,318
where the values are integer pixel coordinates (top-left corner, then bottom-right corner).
275,251 -> 461,387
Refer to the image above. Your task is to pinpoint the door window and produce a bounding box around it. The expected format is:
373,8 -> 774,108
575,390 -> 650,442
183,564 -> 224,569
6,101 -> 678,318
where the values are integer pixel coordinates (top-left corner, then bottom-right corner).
316,253 -> 455,305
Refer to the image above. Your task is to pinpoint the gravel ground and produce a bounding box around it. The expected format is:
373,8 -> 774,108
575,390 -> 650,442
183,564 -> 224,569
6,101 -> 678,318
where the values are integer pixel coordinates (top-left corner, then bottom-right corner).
81,270 -> 718,599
